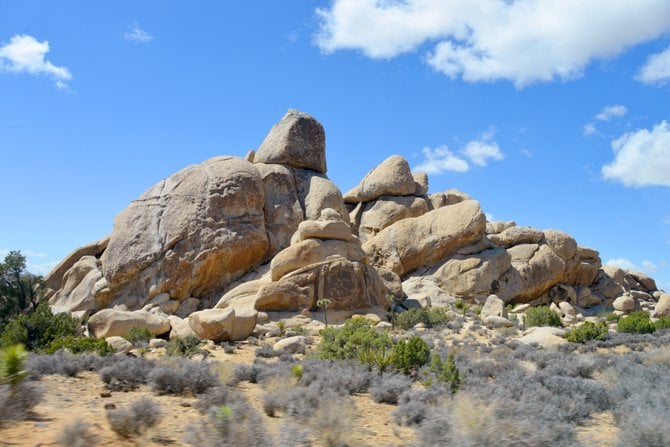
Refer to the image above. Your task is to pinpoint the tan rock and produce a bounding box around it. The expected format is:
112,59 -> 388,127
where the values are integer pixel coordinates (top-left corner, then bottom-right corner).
175,297 -> 200,318
230,309 -> 258,341
105,336 -> 132,353
566,247 -> 601,286
652,293 -> 670,318
480,294 -> 508,319
88,309 -> 171,338
355,195 -> 429,242
294,169 -> 347,221
270,239 -> 363,281
402,276 -> 455,308
489,226 -> 544,248
432,247 -> 511,302
188,308 -> 236,342
255,281 -> 313,311
101,156 -> 269,308
486,220 -> 516,235
273,336 -> 306,353
428,189 -> 471,209
254,109 -> 326,173
169,317 -> 197,339
558,301 -> 576,317
291,214 -> 353,243
519,327 -> 567,348
483,316 -> 513,328
413,172 -> 429,196
49,256 -> 104,312
629,271 -> 657,292
255,162 -> 304,255
613,293 -> 636,312
343,155 -> 416,203
363,199 -> 486,277
543,230 -> 578,261
500,244 -> 566,303
45,236 -> 109,291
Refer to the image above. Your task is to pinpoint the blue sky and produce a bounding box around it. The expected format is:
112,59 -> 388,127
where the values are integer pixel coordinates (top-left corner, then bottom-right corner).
1,1 -> 669,290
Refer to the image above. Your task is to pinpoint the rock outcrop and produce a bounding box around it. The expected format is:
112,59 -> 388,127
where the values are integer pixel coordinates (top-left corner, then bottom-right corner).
46,109 -> 664,342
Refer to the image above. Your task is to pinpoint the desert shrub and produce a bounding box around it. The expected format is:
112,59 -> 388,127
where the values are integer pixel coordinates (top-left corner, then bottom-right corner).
369,373 -> 413,404
291,364 -> 303,380
255,343 -> 278,358
185,401 -> 273,447
654,317 -> 670,331
123,327 -> 153,345
99,356 -> 155,391
148,358 -> 219,395
221,342 -> 236,354
566,321 -> 609,343
604,312 -> 620,322
1,343 -> 28,385
277,422 -> 312,447
392,336 -> 431,374
395,307 -> 450,330
317,318 -> 392,361
394,386 -> 449,426
166,335 -> 203,357
28,352 -> 112,377
300,359 -> 373,395
618,311 -> 656,334
107,397 -> 161,438
423,352 -> 462,394
0,381 -> 42,424
357,346 -> 394,371
43,336 -> 114,356
524,306 -> 562,328
57,419 -> 99,447
0,303 -> 79,351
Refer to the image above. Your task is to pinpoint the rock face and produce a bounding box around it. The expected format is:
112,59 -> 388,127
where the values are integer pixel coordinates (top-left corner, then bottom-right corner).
363,199 -> 487,277
48,108 -> 664,343
101,156 -> 269,308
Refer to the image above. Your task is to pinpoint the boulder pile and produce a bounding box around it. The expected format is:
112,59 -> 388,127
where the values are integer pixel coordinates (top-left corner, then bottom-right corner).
44,109 -> 665,341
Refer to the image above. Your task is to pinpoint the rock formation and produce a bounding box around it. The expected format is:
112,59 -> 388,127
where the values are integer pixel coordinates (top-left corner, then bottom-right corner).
45,109 -> 664,341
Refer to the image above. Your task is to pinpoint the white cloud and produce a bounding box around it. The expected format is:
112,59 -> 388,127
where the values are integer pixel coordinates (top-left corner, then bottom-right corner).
462,138 -> 503,167
415,145 -> 469,174
595,105 -> 627,121
602,121 -> 670,187
26,261 -> 58,276
583,123 -> 598,136
606,258 -> 660,275
637,45 -> 670,84
485,212 -> 495,221
519,148 -> 533,158
415,129 -> 504,174
642,260 -> 659,273
123,25 -> 154,43
315,0 -> 670,87
0,34 -> 72,88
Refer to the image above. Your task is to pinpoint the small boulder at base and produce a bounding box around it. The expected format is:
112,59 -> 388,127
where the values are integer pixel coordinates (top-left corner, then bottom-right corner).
88,309 -> 171,339
273,336 -> 306,354
519,327 -> 568,348
652,293 -> 670,318
480,294 -> 508,320
106,336 -> 133,353
613,294 -> 636,312
189,308 -> 236,342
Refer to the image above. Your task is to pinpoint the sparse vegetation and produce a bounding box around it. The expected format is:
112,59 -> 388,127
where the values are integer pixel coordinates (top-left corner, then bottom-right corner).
57,419 -> 99,447
566,321 -> 609,343
123,326 -> 153,345
392,335 -> 431,375
0,302 -> 79,351
107,397 -> 161,438
524,305 -> 562,328
317,318 -> 392,361
394,307 -> 450,330
618,311 -> 656,334
166,335 -> 203,357
44,335 -> 114,355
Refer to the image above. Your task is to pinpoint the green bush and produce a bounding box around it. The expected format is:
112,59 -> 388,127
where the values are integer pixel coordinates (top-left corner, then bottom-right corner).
358,346 -> 394,372
0,303 -> 79,351
317,318 -> 392,361
425,353 -> 462,394
566,322 -> 609,343
123,327 -> 153,345
395,307 -> 450,330
166,336 -> 203,357
524,306 -> 562,328
604,312 -> 619,322
654,317 -> 670,330
43,336 -> 114,356
0,344 -> 28,386
392,336 -> 431,375
617,311 -> 656,334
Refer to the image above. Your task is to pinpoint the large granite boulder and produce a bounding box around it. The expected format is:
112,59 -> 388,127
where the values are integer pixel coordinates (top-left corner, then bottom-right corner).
344,155 -> 416,203
100,156 -> 269,309
88,309 -> 171,338
254,109 -> 326,173
363,199 -> 487,277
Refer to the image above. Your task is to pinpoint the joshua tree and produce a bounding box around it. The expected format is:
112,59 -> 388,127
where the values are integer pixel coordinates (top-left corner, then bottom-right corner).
317,298 -> 332,328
